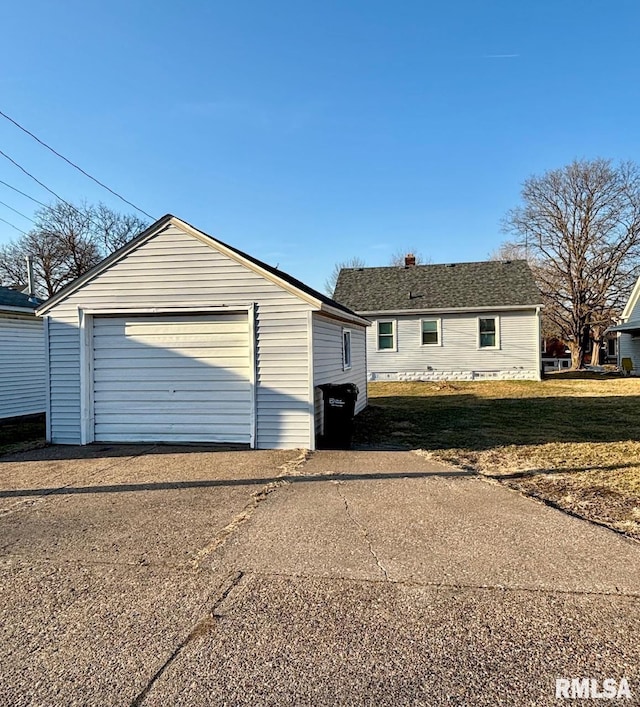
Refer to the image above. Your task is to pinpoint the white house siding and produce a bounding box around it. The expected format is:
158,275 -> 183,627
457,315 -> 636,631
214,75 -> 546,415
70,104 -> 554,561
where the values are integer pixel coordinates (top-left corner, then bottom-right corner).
0,313 -> 45,419
45,224 -> 313,448
618,334 -> 640,374
618,292 -> 640,373
312,314 -> 368,435
366,310 -> 540,381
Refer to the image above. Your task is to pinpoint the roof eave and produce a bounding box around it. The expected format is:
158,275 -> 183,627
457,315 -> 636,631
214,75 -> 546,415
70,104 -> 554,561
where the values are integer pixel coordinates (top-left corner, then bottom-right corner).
169,216 -> 329,312
36,214 -> 175,315
36,214 -> 364,322
0,305 -> 38,315
607,321 -> 640,333
318,303 -> 370,327
356,303 -> 544,316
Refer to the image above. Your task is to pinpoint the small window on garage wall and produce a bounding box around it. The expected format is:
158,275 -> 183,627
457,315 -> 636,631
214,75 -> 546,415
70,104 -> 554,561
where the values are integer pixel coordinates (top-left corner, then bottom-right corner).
377,320 -> 396,351
421,319 -> 441,346
342,328 -> 352,370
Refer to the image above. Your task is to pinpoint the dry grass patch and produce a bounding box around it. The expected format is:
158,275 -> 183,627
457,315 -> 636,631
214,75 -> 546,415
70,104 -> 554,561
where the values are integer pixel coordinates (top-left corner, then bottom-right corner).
0,414 -> 46,456
356,379 -> 640,539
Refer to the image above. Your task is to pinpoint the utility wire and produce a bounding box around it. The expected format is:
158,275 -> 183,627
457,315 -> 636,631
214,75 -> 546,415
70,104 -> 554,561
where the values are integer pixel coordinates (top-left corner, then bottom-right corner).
0,215 -> 26,234
0,148 -> 74,207
0,199 -> 36,224
0,179 -> 48,208
0,151 -> 148,240
0,109 -> 155,220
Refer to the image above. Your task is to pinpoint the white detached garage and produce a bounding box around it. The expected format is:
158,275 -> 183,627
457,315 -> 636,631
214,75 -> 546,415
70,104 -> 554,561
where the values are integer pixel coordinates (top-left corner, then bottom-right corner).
37,215 -> 368,449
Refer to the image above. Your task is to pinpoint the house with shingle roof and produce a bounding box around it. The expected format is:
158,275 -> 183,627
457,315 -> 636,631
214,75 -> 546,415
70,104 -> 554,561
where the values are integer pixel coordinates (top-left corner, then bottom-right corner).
333,256 -> 543,382
0,285 -> 46,419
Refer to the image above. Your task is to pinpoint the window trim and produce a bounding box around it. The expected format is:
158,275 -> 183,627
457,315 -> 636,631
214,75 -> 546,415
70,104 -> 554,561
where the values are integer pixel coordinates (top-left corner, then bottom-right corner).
376,319 -> 397,352
420,318 -> 442,347
478,316 -> 500,350
342,328 -> 352,370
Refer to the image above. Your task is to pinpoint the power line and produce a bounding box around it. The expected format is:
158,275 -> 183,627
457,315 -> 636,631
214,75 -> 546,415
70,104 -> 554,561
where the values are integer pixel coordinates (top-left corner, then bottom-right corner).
0,199 -> 36,224
0,179 -> 48,208
0,151 -> 147,240
0,215 -> 26,235
0,148 -> 74,207
0,148 -> 114,231
0,109 -> 155,220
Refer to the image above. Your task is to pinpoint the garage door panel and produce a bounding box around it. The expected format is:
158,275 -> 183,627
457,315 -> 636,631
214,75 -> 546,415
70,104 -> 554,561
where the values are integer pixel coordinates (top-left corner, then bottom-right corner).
94,360 -> 248,376
96,410 -> 251,424
93,367 -> 248,382
94,390 -> 251,404
92,314 -> 252,444
94,336 -> 247,359
94,312 -> 247,325
95,403 -> 252,417
93,379 -> 249,393
93,429 -> 251,444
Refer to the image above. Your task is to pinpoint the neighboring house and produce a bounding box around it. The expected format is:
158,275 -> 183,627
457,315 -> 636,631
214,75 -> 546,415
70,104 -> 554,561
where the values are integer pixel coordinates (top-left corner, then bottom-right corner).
333,256 -> 543,381
37,215 -> 368,449
541,337 -> 572,373
542,334 -> 618,372
608,275 -> 640,373
0,285 -> 46,419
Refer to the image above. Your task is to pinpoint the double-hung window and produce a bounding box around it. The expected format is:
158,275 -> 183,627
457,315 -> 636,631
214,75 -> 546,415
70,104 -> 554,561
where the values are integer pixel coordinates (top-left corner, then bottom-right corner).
377,320 -> 396,351
342,329 -> 352,370
421,319 -> 440,346
479,317 -> 498,348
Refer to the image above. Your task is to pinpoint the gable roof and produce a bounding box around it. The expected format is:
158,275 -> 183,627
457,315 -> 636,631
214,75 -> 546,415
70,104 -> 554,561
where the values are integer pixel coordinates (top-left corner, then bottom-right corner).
0,285 -> 42,312
333,260 -> 542,313
36,214 -> 368,325
621,273 -> 640,321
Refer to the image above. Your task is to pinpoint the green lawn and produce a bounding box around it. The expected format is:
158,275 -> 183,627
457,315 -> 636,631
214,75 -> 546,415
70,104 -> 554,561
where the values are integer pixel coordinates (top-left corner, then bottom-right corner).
355,377 -> 640,539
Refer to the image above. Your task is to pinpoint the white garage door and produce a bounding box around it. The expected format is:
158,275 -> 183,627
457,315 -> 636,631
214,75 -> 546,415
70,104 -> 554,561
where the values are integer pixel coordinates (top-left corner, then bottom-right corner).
92,313 -> 252,444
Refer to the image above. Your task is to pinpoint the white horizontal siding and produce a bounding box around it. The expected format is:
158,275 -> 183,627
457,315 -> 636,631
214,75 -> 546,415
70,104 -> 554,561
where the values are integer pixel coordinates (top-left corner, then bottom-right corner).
366,310 -> 540,380
0,313 -> 46,419
46,224 -> 313,448
312,314 -> 368,435
618,334 -> 640,374
624,285 -> 640,322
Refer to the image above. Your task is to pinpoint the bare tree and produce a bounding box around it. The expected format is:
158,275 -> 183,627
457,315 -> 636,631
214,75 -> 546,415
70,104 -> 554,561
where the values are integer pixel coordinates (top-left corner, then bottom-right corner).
93,203 -> 148,254
488,241 -> 530,263
0,201 -> 148,297
324,256 -> 366,296
489,242 -> 555,340
389,248 -> 431,267
503,159 -> 640,368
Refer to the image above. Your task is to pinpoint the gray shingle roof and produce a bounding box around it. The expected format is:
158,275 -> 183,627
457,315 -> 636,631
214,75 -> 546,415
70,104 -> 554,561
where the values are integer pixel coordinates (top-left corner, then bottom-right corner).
333,260 -> 541,312
0,285 -> 42,310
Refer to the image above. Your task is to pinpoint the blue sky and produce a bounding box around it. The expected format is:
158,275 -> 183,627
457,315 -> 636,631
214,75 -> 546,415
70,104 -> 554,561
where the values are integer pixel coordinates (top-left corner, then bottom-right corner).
1,1 -> 639,292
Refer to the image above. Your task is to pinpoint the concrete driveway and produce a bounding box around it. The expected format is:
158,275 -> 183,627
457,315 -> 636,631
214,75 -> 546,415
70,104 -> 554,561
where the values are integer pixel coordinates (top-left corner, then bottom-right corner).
1,446 -> 639,706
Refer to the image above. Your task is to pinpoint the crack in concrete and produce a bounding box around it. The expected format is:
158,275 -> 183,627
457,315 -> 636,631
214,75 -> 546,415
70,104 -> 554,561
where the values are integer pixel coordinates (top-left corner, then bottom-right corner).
335,481 -> 390,582
191,450 -> 311,570
239,569 -> 640,600
130,570 -> 244,707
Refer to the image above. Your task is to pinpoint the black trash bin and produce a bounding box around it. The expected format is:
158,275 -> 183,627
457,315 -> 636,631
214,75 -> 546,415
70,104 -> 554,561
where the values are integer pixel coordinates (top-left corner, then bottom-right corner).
318,383 -> 359,449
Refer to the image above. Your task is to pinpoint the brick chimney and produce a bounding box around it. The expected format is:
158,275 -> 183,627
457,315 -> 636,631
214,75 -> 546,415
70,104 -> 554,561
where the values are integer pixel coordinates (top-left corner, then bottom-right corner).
404,253 -> 416,268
